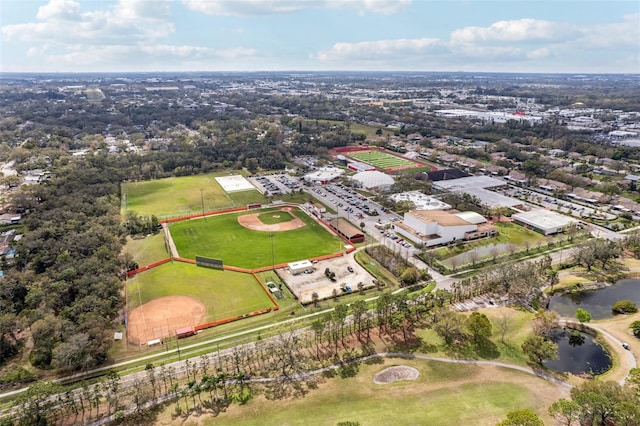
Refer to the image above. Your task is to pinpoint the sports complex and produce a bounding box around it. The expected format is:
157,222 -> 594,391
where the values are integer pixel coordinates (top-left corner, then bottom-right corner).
123,173 -> 357,345
332,146 -> 438,173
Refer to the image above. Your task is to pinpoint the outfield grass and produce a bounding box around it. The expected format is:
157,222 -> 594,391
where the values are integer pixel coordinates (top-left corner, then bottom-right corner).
170,207 -> 343,269
122,172 -> 266,218
127,262 -> 273,322
122,233 -> 168,267
185,358 -> 560,426
348,150 -> 419,169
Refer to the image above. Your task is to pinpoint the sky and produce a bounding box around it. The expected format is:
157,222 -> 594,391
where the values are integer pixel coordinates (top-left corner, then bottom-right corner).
1,0 -> 639,73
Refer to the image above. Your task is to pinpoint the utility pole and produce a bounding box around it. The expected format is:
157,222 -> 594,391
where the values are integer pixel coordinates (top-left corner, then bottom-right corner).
270,233 -> 275,271
200,188 -> 205,220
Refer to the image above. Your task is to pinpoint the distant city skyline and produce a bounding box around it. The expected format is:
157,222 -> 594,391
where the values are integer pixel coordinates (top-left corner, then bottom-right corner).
1,0 -> 639,74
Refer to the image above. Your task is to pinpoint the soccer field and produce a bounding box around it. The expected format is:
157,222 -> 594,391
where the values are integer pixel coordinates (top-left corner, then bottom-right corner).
348,150 -> 421,170
169,207 -> 343,269
127,262 -> 273,323
122,172 -> 266,218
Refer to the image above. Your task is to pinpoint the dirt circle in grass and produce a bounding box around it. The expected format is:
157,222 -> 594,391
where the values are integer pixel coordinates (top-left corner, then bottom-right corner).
127,296 -> 206,345
373,365 -> 420,384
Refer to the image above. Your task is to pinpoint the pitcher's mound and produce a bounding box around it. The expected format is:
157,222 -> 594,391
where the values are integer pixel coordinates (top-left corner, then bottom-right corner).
373,365 -> 420,384
128,296 -> 206,345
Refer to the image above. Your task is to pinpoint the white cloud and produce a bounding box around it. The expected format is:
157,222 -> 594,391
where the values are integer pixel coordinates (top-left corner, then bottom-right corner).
2,0 -> 175,44
36,0 -> 82,21
182,0 -> 411,16
317,15 -> 640,72
451,18 -> 576,43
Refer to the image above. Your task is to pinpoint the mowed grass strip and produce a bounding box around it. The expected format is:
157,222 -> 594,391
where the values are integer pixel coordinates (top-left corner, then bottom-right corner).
169,208 -> 343,269
192,359 -> 561,426
122,172 -> 266,217
257,211 -> 293,224
127,262 -> 273,322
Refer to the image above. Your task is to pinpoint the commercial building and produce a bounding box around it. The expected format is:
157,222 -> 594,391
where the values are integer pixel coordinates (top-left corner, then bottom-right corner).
511,209 -> 577,235
389,191 -> 451,210
393,210 -> 496,247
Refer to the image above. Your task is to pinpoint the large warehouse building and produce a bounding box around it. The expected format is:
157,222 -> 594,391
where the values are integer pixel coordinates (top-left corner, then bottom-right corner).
511,209 -> 577,235
393,210 -> 496,247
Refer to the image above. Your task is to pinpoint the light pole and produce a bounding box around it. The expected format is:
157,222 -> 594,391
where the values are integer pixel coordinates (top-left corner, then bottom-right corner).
200,188 -> 205,220
270,232 -> 275,271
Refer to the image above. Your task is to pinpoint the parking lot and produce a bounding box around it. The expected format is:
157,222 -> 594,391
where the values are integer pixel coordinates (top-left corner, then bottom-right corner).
248,173 -> 300,195
279,254 -> 375,304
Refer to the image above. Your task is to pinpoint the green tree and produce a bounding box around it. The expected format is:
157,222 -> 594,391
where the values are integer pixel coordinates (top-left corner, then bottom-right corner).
465,312 -> 492,344
575,308 -> 591,323
548,399 -> 581,426
612,300 -> 638,314
570,380 -> 623,426
521,335 -> 558,365
631,321 -> 640,338
497,408 -> 543,426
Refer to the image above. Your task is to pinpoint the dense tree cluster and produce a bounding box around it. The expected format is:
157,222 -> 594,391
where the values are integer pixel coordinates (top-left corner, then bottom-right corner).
1,155 -> 126,371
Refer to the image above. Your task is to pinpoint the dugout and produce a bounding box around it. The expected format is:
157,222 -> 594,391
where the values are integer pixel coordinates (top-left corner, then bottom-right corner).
328,218 -> 365,243
176,326 -> 196,339
288,260 -> 314,275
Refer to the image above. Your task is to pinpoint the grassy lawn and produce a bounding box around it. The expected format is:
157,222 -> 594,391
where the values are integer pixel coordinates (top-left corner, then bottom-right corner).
169,207 -> 343,269
415,307 -> 535,366
176,358 -> 562,426
122,172 -> 266,218
433,222 -> 546,260
122,233 -> 169,267
127,262 -> 274,322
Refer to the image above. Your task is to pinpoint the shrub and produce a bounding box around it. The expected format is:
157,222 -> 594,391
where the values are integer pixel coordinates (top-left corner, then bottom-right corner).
612,300 -> 638,315
631,321 -> 640,338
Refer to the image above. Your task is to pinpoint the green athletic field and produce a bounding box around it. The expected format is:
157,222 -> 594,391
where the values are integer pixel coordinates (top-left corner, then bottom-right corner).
122,172 -> 266,218
348,150 -> 421,170
169,207 -> 343,269
127,262 -> 273,322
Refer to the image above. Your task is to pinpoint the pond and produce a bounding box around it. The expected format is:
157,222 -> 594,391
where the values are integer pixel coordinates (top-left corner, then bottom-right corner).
543,328 -> 611,375
548,278 -> 640,320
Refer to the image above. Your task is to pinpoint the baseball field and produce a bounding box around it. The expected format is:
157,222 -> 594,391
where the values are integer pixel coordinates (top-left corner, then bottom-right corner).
126,262 -> 274,344
169,206 -> 343,269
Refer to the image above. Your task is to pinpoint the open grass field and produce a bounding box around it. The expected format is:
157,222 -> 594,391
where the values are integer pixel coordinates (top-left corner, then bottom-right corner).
122,233 -> 168,267
348,150 -> 420,170
169,207 -> 343,269
122,172 -> 266,218
174,358 -> 563,426
127,262 -> 273,322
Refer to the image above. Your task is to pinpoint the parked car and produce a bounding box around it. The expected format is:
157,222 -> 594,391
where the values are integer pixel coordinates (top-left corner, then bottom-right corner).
347,266 -> 354,273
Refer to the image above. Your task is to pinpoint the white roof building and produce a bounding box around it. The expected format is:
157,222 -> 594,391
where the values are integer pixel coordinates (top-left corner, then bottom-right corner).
389,191 -> 451,210
351,171 -> 395,190
511,209 -> 577,235
304,166 -> 345,184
